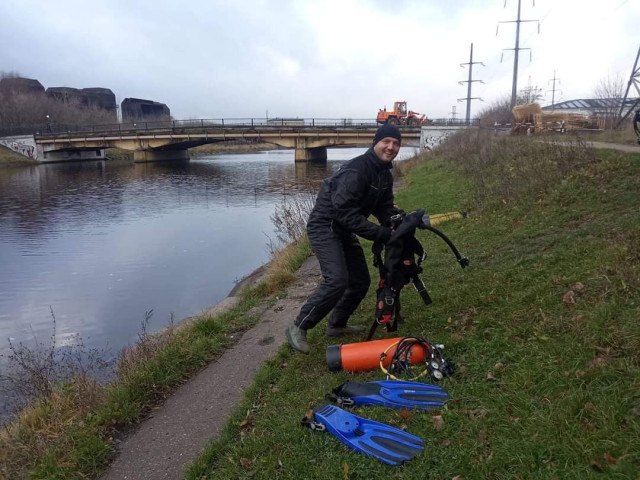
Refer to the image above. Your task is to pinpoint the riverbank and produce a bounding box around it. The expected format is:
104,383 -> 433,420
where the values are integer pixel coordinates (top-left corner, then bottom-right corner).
187,134 -> 639,479
0,234 -> 312,479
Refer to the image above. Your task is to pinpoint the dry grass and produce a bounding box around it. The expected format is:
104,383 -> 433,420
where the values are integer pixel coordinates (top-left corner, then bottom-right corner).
437,130 -> 597,206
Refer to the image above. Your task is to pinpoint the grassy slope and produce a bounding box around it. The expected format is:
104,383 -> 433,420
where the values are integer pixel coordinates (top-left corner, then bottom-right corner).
187,147 -> 639,479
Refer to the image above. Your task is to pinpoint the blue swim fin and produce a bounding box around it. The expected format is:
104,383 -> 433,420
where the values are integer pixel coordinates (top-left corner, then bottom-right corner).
328,380 -> 449,410
301,404 -> 424,466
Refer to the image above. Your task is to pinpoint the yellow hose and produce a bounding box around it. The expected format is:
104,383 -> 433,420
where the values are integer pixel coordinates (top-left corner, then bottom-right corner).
422,211 -> 466,227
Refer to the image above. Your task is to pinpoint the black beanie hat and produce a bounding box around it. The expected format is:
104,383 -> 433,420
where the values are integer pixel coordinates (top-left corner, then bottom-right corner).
373,123 -> 402,146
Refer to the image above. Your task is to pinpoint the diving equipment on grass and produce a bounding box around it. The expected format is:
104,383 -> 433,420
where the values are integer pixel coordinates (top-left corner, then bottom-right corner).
328,379 -> 449,411
326,336 -> 453,381
327,336 -> 426,372
301,404 -> 424,466
367,209 -> 469,340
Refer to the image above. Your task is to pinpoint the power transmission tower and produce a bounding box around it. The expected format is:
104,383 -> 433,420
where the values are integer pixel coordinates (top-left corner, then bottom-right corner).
547,70 -> 562,107
449,105 -> 458,120
458,43 -> 484,123
617,44 -> 640,126
497,0 -> 539,110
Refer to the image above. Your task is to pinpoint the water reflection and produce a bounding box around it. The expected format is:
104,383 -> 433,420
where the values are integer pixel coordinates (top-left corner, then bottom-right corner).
0,147 -> 417,357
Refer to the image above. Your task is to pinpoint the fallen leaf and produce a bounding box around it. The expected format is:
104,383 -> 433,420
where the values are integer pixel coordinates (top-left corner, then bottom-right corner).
343,462 -> 349,479
572,282 -> 585,291
399,409 -> 413,420
240,458 -> 253,467
575,369 -> 585,378
441,439 -> 452,447
603,454 -> 616,465
572,314 -> 584,322
487,372 -> 498,382
562,290 -> 576,310
431,415 -> 445,431
276,458 -> 284,473
589,356 -> 608,368
457,364 -> 467,373
494,362 -> 504,371
589,460 -> 603,472
451,333 -> 463,342
453,476 -> 463,480
478,428 -> 488,442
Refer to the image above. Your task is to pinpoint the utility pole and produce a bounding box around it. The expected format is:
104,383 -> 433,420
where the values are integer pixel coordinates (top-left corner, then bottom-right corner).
547,70 -> 561,107
498,0 -> 538,110
458,43 -> 484,124
617,44 -> 640,126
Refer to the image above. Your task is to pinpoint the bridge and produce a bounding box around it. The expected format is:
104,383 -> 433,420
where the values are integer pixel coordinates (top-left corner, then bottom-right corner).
0,118 -> 478,163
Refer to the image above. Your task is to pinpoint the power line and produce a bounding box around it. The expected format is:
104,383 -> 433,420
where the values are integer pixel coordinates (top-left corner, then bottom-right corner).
546,70 -> 561,106
458,43 -> 485,123
497,0 -> 539,110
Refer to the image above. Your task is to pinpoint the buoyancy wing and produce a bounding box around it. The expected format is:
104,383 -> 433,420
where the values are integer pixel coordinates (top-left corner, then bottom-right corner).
310,404 -> 424,466
329,380 -> 449,410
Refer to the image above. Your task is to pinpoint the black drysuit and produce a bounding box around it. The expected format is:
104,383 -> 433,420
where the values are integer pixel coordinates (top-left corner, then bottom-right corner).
295,148 -> 397,331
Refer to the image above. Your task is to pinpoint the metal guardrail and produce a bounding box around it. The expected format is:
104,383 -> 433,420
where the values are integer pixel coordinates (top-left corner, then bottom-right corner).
0,118 -> 480,138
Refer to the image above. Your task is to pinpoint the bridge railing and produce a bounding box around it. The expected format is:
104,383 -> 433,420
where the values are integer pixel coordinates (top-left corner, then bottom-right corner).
0,118 -> 480,138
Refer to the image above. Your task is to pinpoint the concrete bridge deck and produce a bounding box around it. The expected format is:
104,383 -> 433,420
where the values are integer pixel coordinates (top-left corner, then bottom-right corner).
1,118 -> 479,163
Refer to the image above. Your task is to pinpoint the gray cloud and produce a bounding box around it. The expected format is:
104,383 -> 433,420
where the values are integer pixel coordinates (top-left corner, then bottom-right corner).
1,0 -> 638,120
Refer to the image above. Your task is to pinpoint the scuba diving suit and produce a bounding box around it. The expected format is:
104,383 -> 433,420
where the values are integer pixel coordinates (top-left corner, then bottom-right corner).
295,148 -> 397,331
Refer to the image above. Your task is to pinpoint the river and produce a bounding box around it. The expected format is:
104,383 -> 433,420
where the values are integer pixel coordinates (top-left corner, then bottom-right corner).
0,147 -> 419,360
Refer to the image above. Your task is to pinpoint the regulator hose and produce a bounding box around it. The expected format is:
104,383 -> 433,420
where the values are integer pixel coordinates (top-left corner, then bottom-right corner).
420,219 -> 470,269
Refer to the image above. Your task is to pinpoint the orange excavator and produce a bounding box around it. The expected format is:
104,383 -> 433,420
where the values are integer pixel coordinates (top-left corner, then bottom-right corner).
376,101 -> 432,126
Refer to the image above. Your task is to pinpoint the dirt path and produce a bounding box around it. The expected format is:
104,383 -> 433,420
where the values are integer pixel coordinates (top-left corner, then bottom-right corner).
586,141 -> 640,153
100,256 -> 320,480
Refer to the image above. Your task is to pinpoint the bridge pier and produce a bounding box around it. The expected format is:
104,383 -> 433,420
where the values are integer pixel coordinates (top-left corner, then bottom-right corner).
294,146 -> 327,163
133,149 -> 190,163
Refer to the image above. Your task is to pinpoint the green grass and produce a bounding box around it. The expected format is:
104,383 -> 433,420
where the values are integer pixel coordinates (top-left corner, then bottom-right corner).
187,140 -> 640,479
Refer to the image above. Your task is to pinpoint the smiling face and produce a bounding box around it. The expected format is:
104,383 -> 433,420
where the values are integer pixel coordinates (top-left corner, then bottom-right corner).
373,137 -> 401,162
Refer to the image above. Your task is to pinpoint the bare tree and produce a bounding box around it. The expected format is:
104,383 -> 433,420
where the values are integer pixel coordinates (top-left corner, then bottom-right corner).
593,74 -> 626,129
477,94 -> 512,127
518,85 -> 544,105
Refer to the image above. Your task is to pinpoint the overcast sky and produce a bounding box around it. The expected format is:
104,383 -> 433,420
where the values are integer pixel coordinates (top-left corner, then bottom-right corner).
1,0 -> 637,120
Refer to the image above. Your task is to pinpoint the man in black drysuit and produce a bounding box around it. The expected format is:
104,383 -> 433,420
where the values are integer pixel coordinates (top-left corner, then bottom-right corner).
285,124 -> 403,354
